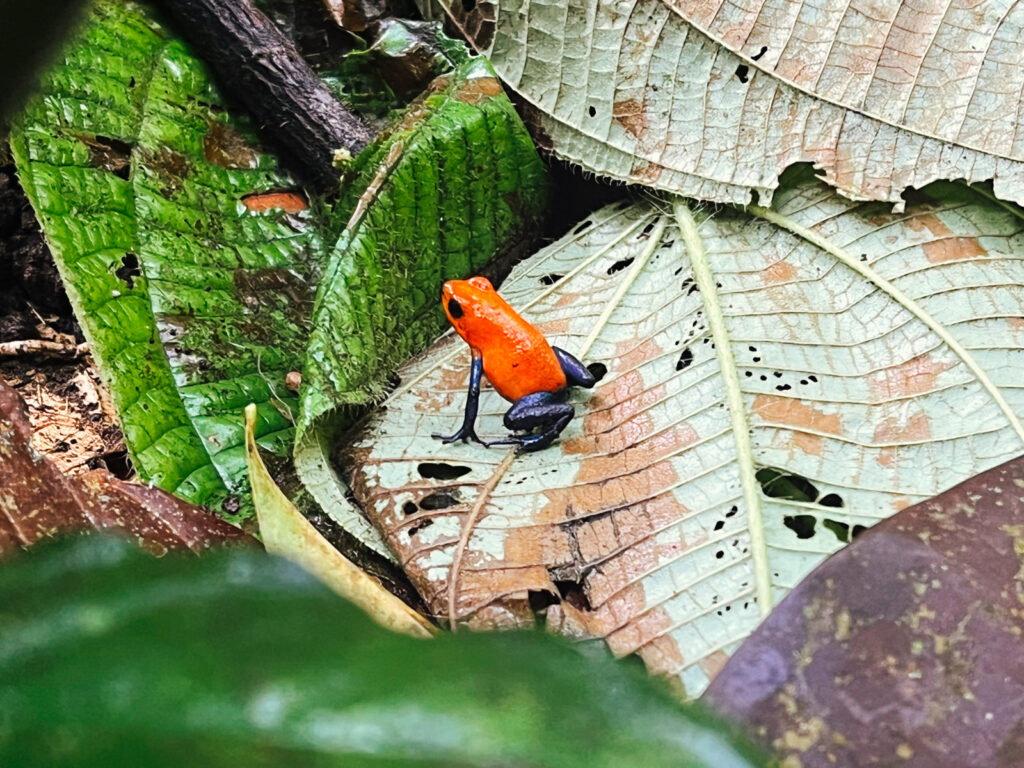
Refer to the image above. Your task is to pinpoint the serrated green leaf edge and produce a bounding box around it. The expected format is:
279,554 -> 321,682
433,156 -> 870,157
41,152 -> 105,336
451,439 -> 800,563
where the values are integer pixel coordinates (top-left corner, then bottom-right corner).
12,1 -> 321,520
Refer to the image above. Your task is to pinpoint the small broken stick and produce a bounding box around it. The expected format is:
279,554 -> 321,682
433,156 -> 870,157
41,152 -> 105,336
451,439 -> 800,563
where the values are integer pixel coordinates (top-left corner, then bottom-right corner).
0,338 -> 88,359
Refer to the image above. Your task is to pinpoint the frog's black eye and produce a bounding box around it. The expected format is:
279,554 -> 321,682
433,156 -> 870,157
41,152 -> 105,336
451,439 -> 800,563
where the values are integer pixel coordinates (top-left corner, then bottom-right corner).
447,297 -> 464,319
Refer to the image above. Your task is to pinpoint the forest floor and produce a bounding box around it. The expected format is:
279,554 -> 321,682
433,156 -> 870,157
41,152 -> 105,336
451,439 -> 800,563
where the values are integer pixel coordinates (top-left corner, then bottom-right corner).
0,161 -> 128,479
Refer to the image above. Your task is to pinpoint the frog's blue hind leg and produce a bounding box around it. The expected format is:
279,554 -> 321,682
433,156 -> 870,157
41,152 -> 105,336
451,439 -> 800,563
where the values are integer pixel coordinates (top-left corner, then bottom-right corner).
486,391 -> 574,452
552,346 -> 597,388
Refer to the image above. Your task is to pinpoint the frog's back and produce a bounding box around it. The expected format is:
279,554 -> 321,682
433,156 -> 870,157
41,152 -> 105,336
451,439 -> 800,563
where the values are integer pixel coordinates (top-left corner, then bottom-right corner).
479,312 -> 566,401
443,276 -> 567,401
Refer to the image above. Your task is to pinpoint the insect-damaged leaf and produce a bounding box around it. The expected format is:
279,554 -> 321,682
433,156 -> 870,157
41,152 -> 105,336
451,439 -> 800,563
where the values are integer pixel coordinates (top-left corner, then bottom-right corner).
0,536 -> 767,768
343,173 -> 1024,697
10,1 -> 321,519
435,0 -> 1024,208
0,382 -> 247,555
705,454 -> 1024,768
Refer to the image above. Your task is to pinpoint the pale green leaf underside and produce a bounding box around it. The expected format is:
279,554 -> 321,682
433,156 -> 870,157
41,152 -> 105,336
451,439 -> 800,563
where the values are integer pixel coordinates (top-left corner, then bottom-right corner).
438,0 -> 1024,207
346,177 -> 1024,697
12,2 -> 320,518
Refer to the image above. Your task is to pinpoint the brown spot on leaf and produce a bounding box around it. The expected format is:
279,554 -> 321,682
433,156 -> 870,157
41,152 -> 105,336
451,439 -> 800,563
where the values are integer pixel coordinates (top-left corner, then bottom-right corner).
791,431 -> 824,457
763,260 -> 798,283
873,411 -> 931,444
907,214 -> 987,264
614,98 -> 647,140
203,120 -> 259,169
867,354 -> 954,399
753,395 -> 842,436
454,76 -> 503,105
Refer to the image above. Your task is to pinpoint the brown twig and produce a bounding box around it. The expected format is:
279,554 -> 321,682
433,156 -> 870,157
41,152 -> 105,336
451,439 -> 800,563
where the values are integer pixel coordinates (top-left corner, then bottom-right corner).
155,0 -> 374,190
0,339 -> 88,359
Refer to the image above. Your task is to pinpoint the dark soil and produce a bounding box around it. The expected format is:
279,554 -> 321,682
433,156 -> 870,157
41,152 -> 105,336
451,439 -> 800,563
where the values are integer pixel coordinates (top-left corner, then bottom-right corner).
0,163 -> 78,342
0,159 -> 128,477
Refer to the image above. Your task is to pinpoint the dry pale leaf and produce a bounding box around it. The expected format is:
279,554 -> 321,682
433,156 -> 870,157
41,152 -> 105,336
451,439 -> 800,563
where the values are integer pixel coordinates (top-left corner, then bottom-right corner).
343,175 -> 1024,696
435,0 -> 1024,207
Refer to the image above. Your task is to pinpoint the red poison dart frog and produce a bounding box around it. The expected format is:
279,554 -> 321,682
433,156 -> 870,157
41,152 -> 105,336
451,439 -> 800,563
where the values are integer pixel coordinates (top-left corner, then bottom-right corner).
432,276 -> 599,452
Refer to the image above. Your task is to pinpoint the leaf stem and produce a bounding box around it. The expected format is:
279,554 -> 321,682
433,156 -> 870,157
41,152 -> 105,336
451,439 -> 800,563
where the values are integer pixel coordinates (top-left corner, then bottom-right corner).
674,201 -> 773,617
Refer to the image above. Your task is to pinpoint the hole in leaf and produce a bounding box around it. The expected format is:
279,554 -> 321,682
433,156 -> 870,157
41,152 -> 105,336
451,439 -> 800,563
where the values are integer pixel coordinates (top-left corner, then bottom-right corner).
676,348 -> 693,371
85,135 -> 133,179
819,493 -> 844,508
528,589 -> 560,616
554,579 -> 592,611
417,462 -> 471,481
783,514 -> 817,539
588,105 -> 596,117
540,273 -> 563,286
419,492 -> 459,510
734,65 -> 750,83
752,45 -> 768,61
408,518 -> 434,537
756,467 -> 818,503
573,220 -> 592,235
115,252 -> 140,288
586,362 -> 607,382
401,501 -> 418,517
607,257 -> 634,275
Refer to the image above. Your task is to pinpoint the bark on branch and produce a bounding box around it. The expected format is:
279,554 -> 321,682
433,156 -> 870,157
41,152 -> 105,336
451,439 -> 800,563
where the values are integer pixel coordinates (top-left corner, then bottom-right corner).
156,0 -> 373,190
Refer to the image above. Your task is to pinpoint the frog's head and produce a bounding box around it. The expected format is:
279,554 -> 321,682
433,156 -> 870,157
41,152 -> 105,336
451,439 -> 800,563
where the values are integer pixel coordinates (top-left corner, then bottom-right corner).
441,276 -> 507,348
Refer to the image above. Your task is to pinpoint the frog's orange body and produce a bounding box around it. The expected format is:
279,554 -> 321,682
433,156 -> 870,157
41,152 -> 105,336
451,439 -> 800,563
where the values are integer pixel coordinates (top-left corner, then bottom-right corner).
435,275 -> 598,453
442,277 -> 566,401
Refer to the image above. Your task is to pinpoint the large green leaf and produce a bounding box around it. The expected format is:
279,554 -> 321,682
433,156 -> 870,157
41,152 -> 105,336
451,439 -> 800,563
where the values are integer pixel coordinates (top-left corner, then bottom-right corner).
13,2 -> 548,537
10,1 -> 320,518
295,55 -> 548,552
434,0 -> 1024,207
342,172 -> 1024,697
0,536 -> 766,767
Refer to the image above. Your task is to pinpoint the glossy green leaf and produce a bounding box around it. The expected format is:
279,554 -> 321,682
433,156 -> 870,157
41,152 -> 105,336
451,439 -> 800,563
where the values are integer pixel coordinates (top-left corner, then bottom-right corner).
343,172 -> 1024,697
295,55 -> 548,551
10,1 -> 320,519
0,536 -> 766,768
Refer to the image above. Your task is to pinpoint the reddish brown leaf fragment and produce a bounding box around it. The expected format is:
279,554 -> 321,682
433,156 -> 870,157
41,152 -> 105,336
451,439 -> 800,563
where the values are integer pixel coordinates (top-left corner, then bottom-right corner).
241,191 -> 308,214
0,382 -> 248,556
705,454 -> 1024,768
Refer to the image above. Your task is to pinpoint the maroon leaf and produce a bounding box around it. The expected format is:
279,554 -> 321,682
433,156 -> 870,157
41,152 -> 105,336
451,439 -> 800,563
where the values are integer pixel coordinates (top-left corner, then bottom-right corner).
704,454 -> 1024,767
0,382 -> 249,555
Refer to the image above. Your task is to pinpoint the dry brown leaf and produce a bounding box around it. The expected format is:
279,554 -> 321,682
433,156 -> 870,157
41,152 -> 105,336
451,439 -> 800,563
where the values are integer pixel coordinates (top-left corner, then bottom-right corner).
0,381 -> 248,556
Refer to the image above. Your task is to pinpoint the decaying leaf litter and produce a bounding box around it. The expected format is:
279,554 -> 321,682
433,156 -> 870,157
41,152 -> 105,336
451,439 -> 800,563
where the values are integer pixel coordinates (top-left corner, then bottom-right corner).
3,0 -> 1024,756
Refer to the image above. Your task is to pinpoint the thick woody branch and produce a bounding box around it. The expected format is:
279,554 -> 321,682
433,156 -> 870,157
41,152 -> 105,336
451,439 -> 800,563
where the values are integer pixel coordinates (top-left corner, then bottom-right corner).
156,0 -> 374,190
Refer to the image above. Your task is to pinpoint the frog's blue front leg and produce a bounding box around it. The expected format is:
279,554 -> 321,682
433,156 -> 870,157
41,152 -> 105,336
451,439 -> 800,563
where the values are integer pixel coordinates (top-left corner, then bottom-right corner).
432,350 -> 487,446
553,346 -> 597,388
